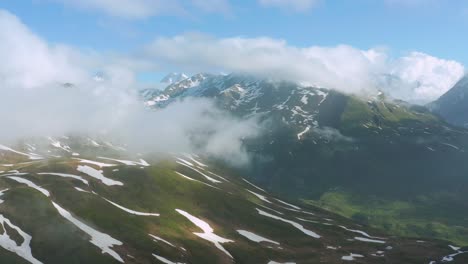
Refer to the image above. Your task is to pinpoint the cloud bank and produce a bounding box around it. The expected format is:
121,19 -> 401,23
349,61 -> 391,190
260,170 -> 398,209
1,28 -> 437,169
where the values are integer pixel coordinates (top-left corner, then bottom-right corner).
0,10 -> 260,165
145,33 -> 465,103
0,10 -> 89,89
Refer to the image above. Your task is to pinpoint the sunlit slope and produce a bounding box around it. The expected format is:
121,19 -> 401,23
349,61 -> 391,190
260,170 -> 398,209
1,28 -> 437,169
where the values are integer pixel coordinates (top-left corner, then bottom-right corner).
0,141 -> 465,263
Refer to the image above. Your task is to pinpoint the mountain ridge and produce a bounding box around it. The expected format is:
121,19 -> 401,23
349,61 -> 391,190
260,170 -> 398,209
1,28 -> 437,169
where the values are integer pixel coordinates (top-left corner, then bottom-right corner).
140,73 -> 468,247
429,75 -> 468,127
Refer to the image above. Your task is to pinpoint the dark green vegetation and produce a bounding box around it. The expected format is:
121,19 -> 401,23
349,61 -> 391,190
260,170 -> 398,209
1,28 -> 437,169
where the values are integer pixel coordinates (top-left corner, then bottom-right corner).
143,73 -> 468,249
306,191 -> 468,246
0,142 -> 466,263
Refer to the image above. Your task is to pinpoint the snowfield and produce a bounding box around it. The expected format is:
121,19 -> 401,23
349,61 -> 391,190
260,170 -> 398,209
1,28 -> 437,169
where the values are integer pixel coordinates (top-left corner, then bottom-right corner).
176,209 -> 234,258
103,198 -> 159,216
342,253 -> 364,261
256,208 -> 321,238
38,172 -> 89,185
76,165 -> 123,186
7,176 -> 50,197
0,214 -> 42,264
74,158 -> 117,168
52,202 -> 124,263
98,157 -> 149,166
237,230 -> 279,245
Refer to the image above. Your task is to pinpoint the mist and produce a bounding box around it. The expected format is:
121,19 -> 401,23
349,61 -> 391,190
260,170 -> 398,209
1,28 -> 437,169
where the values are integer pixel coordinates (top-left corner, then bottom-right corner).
0,81 -> 261,166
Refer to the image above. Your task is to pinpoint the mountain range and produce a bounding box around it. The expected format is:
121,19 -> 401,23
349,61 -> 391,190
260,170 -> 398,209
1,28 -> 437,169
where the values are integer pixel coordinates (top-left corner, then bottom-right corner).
1,72 -> 468,263
141,73 -> 468,248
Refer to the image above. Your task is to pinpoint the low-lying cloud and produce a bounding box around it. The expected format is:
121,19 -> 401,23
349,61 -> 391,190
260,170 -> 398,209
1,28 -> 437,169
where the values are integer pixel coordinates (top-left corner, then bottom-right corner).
145,33 -> 465,103
0,10 -> 260,166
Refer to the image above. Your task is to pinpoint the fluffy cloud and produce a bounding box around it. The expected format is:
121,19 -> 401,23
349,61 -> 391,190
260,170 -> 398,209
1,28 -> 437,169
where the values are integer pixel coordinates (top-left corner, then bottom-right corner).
0,10 -> 259,165
258,0 -> 320,11
0,10 -> 89,89
389,52 -> 465,103
144,33 -> 465,103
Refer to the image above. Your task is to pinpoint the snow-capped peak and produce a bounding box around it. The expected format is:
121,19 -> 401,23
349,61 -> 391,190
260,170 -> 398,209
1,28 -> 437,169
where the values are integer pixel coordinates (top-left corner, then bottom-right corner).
161,73 -> 188,85
93,72 -> 105,82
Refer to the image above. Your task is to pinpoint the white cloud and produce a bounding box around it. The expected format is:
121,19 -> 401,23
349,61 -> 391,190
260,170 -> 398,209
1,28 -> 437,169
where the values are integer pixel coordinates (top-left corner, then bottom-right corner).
258,0 -> 320,12
144,33 -> 465,103
0,10 -> 89,89
0,10 -> 258,165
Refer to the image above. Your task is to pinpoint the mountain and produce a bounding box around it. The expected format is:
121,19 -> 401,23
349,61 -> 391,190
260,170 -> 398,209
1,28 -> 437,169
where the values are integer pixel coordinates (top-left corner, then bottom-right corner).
160,73 -> 189,86
142,73 -> 468,247
0,137 -> 466,263
429,75 -> 468,127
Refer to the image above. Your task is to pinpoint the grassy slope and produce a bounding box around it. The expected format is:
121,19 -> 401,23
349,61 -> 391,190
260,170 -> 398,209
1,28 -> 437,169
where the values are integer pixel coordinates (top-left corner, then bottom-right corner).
306,96 -> 468,246
306,191 -> 468,246
0,154 -> 462,263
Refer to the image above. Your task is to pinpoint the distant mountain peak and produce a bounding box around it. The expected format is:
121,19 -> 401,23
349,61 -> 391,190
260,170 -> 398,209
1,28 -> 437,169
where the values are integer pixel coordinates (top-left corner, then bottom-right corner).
429,74 -> 468,127
160,72 -> 188,85
93,72 -> 105,82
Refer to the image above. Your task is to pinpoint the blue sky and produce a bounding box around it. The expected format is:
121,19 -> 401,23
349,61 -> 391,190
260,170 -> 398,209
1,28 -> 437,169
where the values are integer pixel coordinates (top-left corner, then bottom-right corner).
3,0 -> 468,62
0,0 -> 467,103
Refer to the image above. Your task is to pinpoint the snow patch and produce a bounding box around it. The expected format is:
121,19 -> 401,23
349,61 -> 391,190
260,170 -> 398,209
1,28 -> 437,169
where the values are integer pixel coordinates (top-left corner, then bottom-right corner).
236,230 -> 279,245
52,202 -> 124,263
354,237 -> 385,244
74,187 -> 90,193
77,165 -> 123,186
103,198 -> 159,216
176,209 -> 233,258
38,172 -> 88,185
273,198 -> 301,210
98,157 -> 149,167
174,172 -> 218,189
7,177 -> 50,197
247,190 -> 271,203
149,234 -> 176,247
297,126 -> 310,140
0,189 -> 8,203
74,158 -> 116,168
256,209 -> 320,238
338,225 -> 384,239
176,162 -> 221,183
0,214 -> 43,264
242,178 -> 266,192
0,145 -> 42,160
342,253 -> 364,261
152,254 -> 185,264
